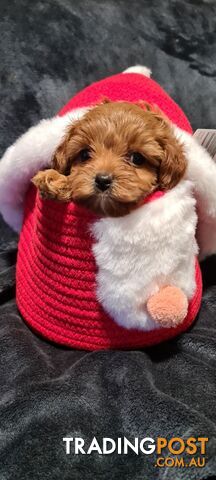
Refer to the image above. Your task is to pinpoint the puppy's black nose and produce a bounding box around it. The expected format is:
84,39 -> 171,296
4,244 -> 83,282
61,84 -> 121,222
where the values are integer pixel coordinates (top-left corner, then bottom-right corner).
95,174 -> 113,192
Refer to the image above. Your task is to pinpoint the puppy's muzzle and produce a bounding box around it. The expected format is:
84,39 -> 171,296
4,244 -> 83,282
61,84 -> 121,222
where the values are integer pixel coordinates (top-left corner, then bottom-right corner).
95,173 -> 113,192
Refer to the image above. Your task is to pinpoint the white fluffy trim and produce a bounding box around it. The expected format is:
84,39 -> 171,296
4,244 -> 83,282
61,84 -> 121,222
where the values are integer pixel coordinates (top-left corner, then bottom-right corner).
123,65 -> 152,77
174,127 -> 216,259
92,180 -> 198,331
1,101 -> 216,262
0,107 -> 88,231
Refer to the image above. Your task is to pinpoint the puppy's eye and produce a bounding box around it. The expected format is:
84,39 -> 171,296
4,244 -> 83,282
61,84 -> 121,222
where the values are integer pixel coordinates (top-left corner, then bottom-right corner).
130,152 -> 146,166
79,149 -> 91,161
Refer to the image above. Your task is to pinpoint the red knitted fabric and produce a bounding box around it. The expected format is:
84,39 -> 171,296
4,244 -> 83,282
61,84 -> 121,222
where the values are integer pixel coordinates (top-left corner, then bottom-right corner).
16,185 -> 202,350
16,72 -> 201,350
59,73 -> 193,133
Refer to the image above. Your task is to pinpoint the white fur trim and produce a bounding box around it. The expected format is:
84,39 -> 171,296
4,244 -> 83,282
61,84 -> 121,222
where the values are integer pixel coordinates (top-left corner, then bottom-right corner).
92,180 -> 198,331
174,127 -> 216,259
0,107 -> 89,231
123,65 -> 152,77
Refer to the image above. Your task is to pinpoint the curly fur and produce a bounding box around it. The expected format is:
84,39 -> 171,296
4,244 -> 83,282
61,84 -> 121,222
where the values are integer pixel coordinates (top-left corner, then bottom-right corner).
33,101 -> 187,217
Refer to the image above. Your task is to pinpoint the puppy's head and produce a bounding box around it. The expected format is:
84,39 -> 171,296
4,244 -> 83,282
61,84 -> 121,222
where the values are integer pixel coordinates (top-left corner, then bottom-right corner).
33,101 -> 186,217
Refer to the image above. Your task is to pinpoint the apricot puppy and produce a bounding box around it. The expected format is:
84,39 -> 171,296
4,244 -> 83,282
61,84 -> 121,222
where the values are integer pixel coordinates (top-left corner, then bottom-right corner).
32,100 -> 188,329
33,101 -> 186,217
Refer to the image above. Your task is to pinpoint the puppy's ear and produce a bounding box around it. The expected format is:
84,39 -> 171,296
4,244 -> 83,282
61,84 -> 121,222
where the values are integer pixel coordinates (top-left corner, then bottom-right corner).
34,130 -> 74,201
151,111 -> 187,190
52,131 -> 72,175
52,142 -> 69,175
135,103 -> 186,190
159,136 -> 187,190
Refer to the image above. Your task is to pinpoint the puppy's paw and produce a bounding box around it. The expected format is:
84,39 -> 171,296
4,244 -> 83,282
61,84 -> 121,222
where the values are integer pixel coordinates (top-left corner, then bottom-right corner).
32,169 -> 57,198
32,169 -> 71,201
146,286 -> 188,328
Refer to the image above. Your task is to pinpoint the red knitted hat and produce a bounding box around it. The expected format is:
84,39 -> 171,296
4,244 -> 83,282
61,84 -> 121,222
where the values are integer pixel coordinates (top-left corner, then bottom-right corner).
16,71 -> 202,350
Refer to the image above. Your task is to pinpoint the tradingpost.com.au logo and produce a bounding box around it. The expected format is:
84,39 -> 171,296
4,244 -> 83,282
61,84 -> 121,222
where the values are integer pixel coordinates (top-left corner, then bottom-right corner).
63,436 -> 208,468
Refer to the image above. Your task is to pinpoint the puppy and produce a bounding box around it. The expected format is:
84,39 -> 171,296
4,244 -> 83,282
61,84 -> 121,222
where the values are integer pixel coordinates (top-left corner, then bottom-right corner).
33,101 -> 186,217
